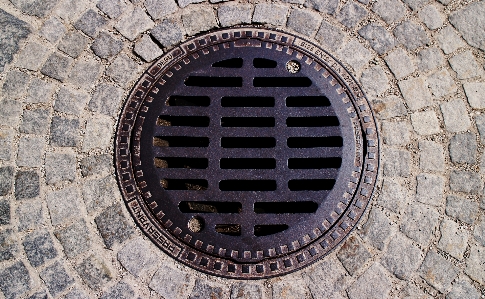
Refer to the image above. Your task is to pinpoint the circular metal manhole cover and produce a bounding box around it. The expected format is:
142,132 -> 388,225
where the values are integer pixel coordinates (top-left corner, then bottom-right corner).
115,27 -> 379,279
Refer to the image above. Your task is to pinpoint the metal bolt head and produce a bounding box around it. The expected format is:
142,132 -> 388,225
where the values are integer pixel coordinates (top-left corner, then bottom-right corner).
286,60 -> 301,73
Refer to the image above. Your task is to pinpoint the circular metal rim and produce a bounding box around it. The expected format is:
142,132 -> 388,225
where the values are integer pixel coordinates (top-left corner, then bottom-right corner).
115,26 -> 380,279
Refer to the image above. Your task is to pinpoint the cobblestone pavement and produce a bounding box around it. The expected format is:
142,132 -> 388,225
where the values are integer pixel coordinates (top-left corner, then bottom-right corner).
0,0 -> 484,298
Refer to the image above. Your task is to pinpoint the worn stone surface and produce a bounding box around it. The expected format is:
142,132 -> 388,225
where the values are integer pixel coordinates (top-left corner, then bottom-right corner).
401,202 -> 439,246
287,9 -> 322,37
0,128 -> 13,161
358,23 -> 395,55
45,152 -> 76,184
371,95 -> 406,119
336,236 -> 372,275
314,20 -> 345,52
440,100 -> 471,132
115,7 -> 154,41
97,0 -> 126,19
305,0 -> 338,14
55,0 -> 89,22
378,178 -> 406,212
428,69 -> 457,97
381,233 -> 423,280
189,280 -> 228,299
474,216 -> 485,247
253,3 -> 289,27
0,166 -> 14,196
416,173 -> 444,206
360,65 -> 389,96
2,70 -> 29,99
411,111 -> 440,136
182,7 -> 218,36
381,121 -> 410,145
88,83 -> 123,117
418,5 -> 443,30
118,237 -> 158,277
337,1 -> 368,28
41,52 -> 73,81
20,109 -> 50,135
217,4 -> 253,27
26,291 -> 47,299
0,99 -> 23,127
449,51 -> 483,79
16,41 -> 50,71
476,115 -> 485,144
347,263 -> 392,299
449,171 -> 482,194
83,176 -> 118,213
420,251 -> 458,293
22,230 -> 57,267
449,0 -> 485,51
449,133 -> 477,164
17,200 -> 43,231
106,54 -> 139,85
39,17 -> 66,43
91,32 -> 123,59
17,136 -> 45,168
383,149 -> 410,177
338,40 -> 371,72
371,0 -> 406,24
446,195 -> 478,224
50,116 -> 79,147
82,116 -> 113,152
80,154 -> 112,177
149,265 -> 192,299
134,35 -> 163,62
15,171 -> 40,200
230,283 -> 262,299
304,257 -> 349,298
0,200 -> 10,225
67,58 -> 101,89
11,0 -> 57,17
64,289 -> 90,299
54,219 -> 91,258
466,245 -> 485,284
178,0 -> 205,8
447,276 -> 481,299
398,77 -> 432,110
394,21 -> 430,50
46,187 -> 82,225
419,141 -> 445,172
100,281 -> 134,299
360,208 -> 393,250
58,31 -> 89,58
0,9 -> 31,72
151,19 -> 184,48
74,9 -> 107,38
385,48 -> 417,80
0,261 -> 31,299
438,219 -> 468,260
145,0 -> 177,20
26,78 -> 55,103
0,229 -> 16,262
95,204 -> 134,248
40,262 -> 74,297
76,255 -> 112,290
464,82 -> 485,109
403,0 -> 429,10
435,26 -> 466,54
54,87 -> 89,116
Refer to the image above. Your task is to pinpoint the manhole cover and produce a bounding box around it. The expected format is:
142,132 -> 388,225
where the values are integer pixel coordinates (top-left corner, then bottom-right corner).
115,27 -> 379,279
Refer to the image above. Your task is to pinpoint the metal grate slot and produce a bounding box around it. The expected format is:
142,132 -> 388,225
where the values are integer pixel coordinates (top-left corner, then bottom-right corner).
286,96 -> 330,107
253,77 -> 312,87
254,225 -> 288,236
154,157 -> 208,169
287,157 -> 342,169
288,179 -> 335,191
212,58 -> 243,68
220,158 -> 276,169
216,224 -> 241,236
161,179 -> 208,190
221,117 -> 275,127
287,137 -> 343,148
253,58 -> 277,68
157,115 -> 210,127
286,116 -> 340,127
254,202 -> 318,214
185,76 -> 243,87
153,136 -> 209,147
221,137 -> 276,148
221,97 -> 274,107
219,180 -> 277,191
167,95 -> 210,107
179,201 -> 242,213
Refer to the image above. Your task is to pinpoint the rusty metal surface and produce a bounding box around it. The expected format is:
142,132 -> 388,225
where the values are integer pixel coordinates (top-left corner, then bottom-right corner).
115,27 -> 379,279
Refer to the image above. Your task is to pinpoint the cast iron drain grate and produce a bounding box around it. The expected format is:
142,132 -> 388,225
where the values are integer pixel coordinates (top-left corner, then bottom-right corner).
115,27 -> 379,279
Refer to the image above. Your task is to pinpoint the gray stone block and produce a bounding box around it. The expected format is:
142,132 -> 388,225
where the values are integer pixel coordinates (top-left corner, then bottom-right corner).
419,251 -> 458,293
58,31 -> 89,58
88,83 -> 123,117
41,52 -> 74,81
76,255 -> 112,290
74,9 -> 107,38
381,121 -> 410,145
474,216 -> 485,247
55,219 -> 91,258
15,171 -> 40,200
378,178 -> 406,213
393,21 -> 429,51
347,263 -> 392,299
371,0 -> 406,24
178,0 -> 204,8
55,0 -> 89,22
65,289 -> 90,299
403,0 -> 429,10
411,111 -> 440,136
428,69 -> 457,97
305,0 -> 338,14
398,77 -> 432,110
418,5 -> 443,30
417,47 -> 444,72
0,229 -> 16,261
95,204 -> 134,248
476,115 -> 485,144
416,173 -> 444,206
385,48 -> 415,80
92,32 -> 123,59
337,236 -> 371,275
26,78 -> 55,103
419,141 -> 445,171
337,1 -> 368,28
449,51 -> 483,80
100,281 -> 135,299
50,116 -> 79,147
10,0 -> 57,17
16,42 -> 50,71
151,19 -> 184,49
447,277 -> 481,299
449,133 -> 477,164
360,65 -> 389,97
449,1 -> 485,51
0,9 -> 31,72
272,275 -> 310,299
315,20 -> 345,52
83,176 -> 118,213
0,166 -> 14,196
440,100 -> 471,133
80,154 -> 112,177
134,35 -> 163,62
40,262 -> 74,297
438,219 -> 468,260
20,109 -> 50,135
360,208 -> 393,250
217,4 -> 253,28
435,26 -> 466,54
83,115 -> 113,152
287,9 -> 322,37
67,58 -> 102,90
118,237 -> 158,277
2,70 -> 29,99
45,152 -> 76,184
304,257 -> 349,298
145,0 -> 177,19
449,171 -> 482,194
337,40 -> 372,72
230,283 -> 262,299
182,7 -> 218,36
149,265 -> 192,299
115,7 -> 154,41
22,230 -> 57,267
464,82 -> 485,109
17,136 -> 45,168
26,291 -> 47,299
0,200 -> 9,225
0,128 -> 13,161
0,261 -> 31,299
46,187 -> 82,225
446,195 -> 479,224
39,17 -> 66,43
382,149 -> 410,177
400,202 -> 439,246
381,233 -> 423,280
371,96 -> 407,120
252,3 -> 289,27
0,99 -> 22,127
358,23 -> 395,55
466,245 -> 485,284
97,0 -> 126,19
106,54 -> 139,85
54,87 -> 89,116
17,200 -> 43,231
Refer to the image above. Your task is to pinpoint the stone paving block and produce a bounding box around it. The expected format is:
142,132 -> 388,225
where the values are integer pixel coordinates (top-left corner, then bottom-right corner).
0,99 -> 22,127
2,70 -> 29,99
54,87 -> 89,116
0,128 -> 13,161
64,289 -> 90,299
39,17 -> 66,44
58,31 -> 89,58
149,264 -> 192,299
230,283 -> 262,299
449,170 -> 482,194
347,263 -> 392,299
304,257 -> 349,298
419,251 -> 458,293
398,77 -> 432,110
427,69 -> 457,97
403,0 -> 429,10
378,178 -> 406,212
67,58 -> 102,90
272,274 -> 311,299
54,219 -> 91,258
95,204 -> 134,248
83,176 -> 118,213
15,171 -> 40,200
134,35 -> 163,62
50,116 -> 80,147
100,281 -> 134,299
383,149 -> 410,177
44,154 -> 72,188
449,51 -> 483,80
360,208 -> 393,250
446,195 -> 478,224
20,109 -> 50,135
466,245 -> 485,284
418,5 -> 444,30
55,0 -> 90,22
336,236 -> 371,275
416,173 -> 444,206
417,47 -> 445,72
83,115 -> 113,152
145,0 -> 177,20
447,276 -> 481,299
360,65 -> 389,97
0,261 -> 31,299
385,48 -> 415,80
27,291 -> 47,299
46,187 -> 82,225
287,9 -> 322,37
253,3 -> 289,27
151,19 -> 184,49
41,52 -> 74,81
1,11 -> 28,69
0,166 -> 14,196
0,229 -> 16,262
26,78 -> 55,103
40,261 -> 74,297
411,111 -> 440,136
105,53 -> 139,85
80,154 -> 112,177
401,283 -> 432,299
381,121 -> 410,145
337,40 -> 372,73
178,0 -> 205,8
438,219 -> 468,260
435,26 -> 466,54
474,216 -> 485,247
337,1 -> 368,28
74,9 -> 107,38
371,95 -> 407,120
371,0 -> 406,24
97,0 -> 126,19
89,83 -> 123,117
115,7 -> 155,41
449,133 -> 477,164
440,100 -> 471,133
315,20 -> 345,52
16,41 -> 50,71
22,230 -> 57,267
118,237 -> 158,277
381,233 -> 423,280
76,255 -> 112,290
17,200 -> 43,231
182,7 -> 218,37
11,0 -> 57,17
464,82 -> 485,109
0,200 -> 10,225
305,0 -> 339,14
394,21 -> 430,51
188,280 -> 228,299
476,115 -> 485,144
449,0 -> 485,51
91,32 -> 123,59
400,202 -> 439,246
419,140 -> 445,171
358,23 -> 395,55
17,136 -> 45,168
217,4 -> 253,28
